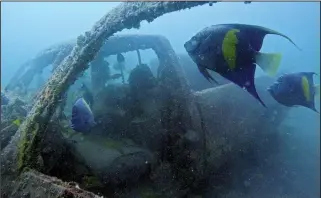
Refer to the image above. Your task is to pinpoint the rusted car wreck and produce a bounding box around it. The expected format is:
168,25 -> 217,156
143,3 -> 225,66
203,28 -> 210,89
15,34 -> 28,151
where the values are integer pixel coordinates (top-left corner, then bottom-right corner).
1,2 -> 290,198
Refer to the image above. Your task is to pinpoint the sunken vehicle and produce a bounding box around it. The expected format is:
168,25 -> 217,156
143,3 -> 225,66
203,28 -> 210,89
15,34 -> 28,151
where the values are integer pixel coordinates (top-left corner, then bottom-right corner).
1,2 -> 292,198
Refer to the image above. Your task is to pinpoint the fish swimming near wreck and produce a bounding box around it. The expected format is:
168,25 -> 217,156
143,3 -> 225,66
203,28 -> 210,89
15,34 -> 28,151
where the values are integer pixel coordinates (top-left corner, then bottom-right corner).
184,23 -> 300,106
268,72 -> 320,112
1,92 -> 9,105
113,53 -> 126,71
112,53 -> 126,83
70,97 -> 96,133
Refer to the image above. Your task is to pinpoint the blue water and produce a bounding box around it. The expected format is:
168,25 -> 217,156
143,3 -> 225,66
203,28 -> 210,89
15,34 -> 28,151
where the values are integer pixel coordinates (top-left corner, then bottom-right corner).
2,2 -> 320,86
1,2 -> 320,197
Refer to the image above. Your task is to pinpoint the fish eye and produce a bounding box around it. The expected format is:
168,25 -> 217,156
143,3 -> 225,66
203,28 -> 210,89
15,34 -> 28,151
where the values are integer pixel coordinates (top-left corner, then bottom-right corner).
191,36 -> 199,44
185,37 -> 200,52
191,39 -> 198,46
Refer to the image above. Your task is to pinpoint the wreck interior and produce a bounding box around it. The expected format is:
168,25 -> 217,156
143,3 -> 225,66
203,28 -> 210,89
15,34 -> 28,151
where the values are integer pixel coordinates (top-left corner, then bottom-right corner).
2,2 -> 313,198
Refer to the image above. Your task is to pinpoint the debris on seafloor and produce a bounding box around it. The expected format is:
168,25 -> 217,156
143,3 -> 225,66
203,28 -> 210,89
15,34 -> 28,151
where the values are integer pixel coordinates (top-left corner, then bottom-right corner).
1,96 -> 28,150
9,170 -> 102,198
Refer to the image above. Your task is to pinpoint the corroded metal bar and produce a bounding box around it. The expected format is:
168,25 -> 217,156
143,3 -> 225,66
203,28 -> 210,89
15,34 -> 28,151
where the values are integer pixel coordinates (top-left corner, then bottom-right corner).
5,41 -> 75,92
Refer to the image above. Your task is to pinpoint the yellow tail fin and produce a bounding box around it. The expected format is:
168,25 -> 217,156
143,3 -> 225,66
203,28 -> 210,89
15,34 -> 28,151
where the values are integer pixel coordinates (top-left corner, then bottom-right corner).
315,84 -> 320,99
255,52 -> 282,76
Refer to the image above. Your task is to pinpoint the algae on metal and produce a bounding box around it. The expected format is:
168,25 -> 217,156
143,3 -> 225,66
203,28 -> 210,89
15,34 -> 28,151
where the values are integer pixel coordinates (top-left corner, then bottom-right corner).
17,118 -> 42,172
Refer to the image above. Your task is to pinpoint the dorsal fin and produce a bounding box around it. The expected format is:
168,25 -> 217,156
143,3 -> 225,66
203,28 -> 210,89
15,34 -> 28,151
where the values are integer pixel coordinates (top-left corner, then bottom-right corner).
231,24 -> 302,51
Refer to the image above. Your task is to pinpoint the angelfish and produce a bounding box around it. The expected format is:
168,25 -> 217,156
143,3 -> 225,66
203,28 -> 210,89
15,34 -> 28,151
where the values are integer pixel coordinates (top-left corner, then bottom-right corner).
184,23 -> 300,106
1,92 -> 9,105
70,97 -> 96,133
268,72 -> 320,112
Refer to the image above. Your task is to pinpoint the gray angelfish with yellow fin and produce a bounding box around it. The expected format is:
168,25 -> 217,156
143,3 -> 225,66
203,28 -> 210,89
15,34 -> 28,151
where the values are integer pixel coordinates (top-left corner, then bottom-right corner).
184,23 -> 300,107
268,72 -> 320,112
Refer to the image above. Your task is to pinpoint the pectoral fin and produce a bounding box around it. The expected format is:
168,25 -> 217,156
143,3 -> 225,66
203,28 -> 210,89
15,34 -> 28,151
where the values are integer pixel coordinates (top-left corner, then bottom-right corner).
197,64 -> 218,84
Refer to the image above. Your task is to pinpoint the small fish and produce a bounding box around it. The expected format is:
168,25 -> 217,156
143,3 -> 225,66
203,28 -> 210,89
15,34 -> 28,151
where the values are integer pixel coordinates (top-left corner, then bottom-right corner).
13,119 -> 21,127
184,23 -> 300,106
113,53 -> 126,72
110,73 -> 123,80
114,53 -> 126,83
267,72 -> 320,112
117,53 -> 125,63
1,92 -> 9,105
80,83 -> 94,108
70,98 -> 96,133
